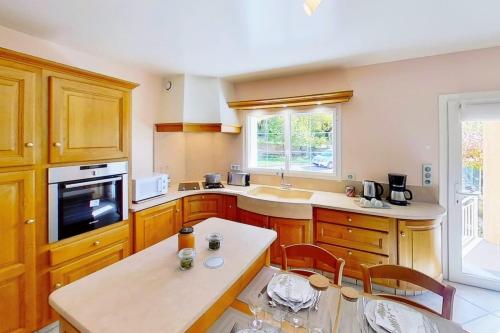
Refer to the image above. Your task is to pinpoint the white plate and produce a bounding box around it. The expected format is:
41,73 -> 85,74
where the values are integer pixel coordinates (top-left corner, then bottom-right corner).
266,274 -> 315,312
364,300 -> 439,333
204,256 -> 224,269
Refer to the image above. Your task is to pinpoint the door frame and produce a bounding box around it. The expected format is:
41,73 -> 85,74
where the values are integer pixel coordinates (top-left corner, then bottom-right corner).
439,90 -> 500,287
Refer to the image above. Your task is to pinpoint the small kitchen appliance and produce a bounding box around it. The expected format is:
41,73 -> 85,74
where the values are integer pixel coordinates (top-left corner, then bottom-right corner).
387,173 -> 413,206
48,162 -> 128,243
362,180 -> 384,200
132,174 -> 169,202
227,171 -> 250,186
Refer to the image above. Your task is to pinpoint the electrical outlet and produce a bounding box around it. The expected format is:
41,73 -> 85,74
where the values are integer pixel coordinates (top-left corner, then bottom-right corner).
422,164 -> 432,187
345,173 -> 356,181
230,164 -> 241,171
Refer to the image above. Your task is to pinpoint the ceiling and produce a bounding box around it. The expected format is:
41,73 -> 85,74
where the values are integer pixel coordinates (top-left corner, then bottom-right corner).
1,0 -> 500,80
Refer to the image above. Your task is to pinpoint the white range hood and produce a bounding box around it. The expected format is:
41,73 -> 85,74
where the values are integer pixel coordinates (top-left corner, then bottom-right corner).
155,74 -> 241,133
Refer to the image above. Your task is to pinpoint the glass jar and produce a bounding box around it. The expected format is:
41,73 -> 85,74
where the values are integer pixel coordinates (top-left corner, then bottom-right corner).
178,248 -> 195,270
205,232 -> 223,250
178,227 -> 195,251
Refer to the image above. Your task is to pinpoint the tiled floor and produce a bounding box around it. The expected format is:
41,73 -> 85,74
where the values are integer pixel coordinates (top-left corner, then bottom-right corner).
38,280 -> 500,333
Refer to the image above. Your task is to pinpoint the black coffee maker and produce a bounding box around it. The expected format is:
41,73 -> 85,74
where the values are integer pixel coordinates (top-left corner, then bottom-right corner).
387,173 -> 413,206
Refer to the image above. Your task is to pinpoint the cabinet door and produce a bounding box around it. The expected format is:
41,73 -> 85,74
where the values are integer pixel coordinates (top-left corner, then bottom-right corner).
0,171 -> 36,332
0,62 -> 36,166
223,195 -> 238,221
269,217 -> 311,266
238,209 -> 269,228
49,76 -> 130,163
183,194 -> 224,223
134,200 -> 181,252
398,219 -> 442,289
50,242 -> 128,292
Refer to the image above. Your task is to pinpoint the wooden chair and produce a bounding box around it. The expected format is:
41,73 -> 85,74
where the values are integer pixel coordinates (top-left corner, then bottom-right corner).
360,264 -> 456,320
280,244 -> 345,286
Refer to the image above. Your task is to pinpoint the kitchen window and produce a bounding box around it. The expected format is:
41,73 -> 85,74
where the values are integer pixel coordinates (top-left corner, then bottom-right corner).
246,105 -> 340,177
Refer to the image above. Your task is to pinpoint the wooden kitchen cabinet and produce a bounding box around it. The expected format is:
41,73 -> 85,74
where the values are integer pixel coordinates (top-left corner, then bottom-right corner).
398,219 -> 443,290
48,76 -> 131,163
223,195 -> 238,221
0,170 -> 36,332
133,200 -> 181,252
269,217 -> 312,266
50,242 -> 129,292
238,209 -> 269,228
0,60 -> 37,167
183,194 -> 224,226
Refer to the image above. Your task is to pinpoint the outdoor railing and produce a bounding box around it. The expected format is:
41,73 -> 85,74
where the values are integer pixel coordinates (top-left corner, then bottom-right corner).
462,195 -> 479,244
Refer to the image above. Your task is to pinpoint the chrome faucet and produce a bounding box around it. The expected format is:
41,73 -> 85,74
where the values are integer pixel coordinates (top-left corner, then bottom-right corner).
277,168 -> 292,189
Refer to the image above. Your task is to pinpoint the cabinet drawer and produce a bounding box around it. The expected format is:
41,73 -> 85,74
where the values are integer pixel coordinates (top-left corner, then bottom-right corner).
50,224 -> 129,266
317,243 -> 390,280
50,242 -> 128,291
314,208 -> 391,232
316,222 -> 389,255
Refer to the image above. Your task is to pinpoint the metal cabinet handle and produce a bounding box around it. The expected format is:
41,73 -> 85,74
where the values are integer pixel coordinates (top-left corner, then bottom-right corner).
347,217 -> 352,222
348,228 -> 353,233
228,205 -> 232,208
201,195 -> 205,199
53,142 -> 61,147
176,209 -> 180,212
93,240 -> 101,246
348,251 -> 353,255
400,231 -> 406,237
25,142 -> 34,147
25,219 -> 35,224
55,283 -> 63,289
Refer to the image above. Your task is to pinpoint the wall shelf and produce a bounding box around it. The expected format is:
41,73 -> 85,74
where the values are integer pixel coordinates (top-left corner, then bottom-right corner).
227,90 -> 353,110
155,122 -> 241,134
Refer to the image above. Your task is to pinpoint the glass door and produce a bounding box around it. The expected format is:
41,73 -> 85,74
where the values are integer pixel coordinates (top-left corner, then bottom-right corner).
448,99 -> 500,291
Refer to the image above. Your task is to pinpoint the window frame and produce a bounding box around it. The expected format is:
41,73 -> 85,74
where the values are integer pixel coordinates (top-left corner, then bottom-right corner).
243,105 -> 341,180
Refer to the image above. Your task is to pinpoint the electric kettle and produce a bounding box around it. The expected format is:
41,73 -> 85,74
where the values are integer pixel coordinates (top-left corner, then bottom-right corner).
362,180 -> 384,200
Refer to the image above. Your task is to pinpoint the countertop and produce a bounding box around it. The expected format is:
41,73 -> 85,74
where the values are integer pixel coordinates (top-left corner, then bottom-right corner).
48,218 -> 277,333
130,183 -> 446,220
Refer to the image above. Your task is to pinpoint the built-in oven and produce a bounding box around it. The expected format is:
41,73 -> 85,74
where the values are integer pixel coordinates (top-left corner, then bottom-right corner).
48,162 -> 128,243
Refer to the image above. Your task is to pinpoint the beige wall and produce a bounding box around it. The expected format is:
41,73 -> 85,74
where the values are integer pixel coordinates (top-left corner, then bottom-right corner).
155,132 -> 243,182
0,25 -> 163,178
233,46 -> 500,192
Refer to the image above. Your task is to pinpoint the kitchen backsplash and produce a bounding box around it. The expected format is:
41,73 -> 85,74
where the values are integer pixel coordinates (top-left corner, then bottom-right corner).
249,173 -> 438,203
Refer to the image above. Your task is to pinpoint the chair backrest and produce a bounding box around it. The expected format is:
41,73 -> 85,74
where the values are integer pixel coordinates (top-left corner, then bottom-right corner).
281,244 -> 345,286
361,264 -> 456,320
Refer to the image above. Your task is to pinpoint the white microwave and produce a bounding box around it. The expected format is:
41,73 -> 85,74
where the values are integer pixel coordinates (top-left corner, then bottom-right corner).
132,174 -> 169,202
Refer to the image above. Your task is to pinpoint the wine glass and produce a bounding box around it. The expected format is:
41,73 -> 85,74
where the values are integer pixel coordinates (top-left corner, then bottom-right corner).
288,310 -> 305,333
248,291 -> 265,330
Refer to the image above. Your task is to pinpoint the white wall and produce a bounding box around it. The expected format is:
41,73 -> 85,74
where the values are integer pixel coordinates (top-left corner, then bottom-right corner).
0,25 -> 163,177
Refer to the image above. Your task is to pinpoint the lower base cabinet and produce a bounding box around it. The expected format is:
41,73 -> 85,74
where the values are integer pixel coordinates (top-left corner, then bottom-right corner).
238,209 -> 269,228
183,194 -> 224,226
133,200 -> 181,252
269,217 -> 312,266
398,219 -> 442,289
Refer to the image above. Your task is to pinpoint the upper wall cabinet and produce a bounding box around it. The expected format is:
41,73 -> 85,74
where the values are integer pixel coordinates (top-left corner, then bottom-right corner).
0,60 -> 37,167
49,76 -> 131,163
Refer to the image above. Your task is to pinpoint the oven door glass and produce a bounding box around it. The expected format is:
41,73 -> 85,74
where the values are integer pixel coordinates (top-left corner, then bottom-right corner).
58,177 -> 123,241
